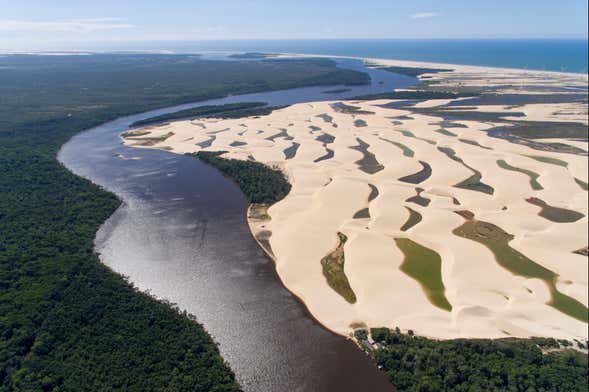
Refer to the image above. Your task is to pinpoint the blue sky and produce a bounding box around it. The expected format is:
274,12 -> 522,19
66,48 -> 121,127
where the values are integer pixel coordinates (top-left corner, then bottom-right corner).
1,0 -> 587,49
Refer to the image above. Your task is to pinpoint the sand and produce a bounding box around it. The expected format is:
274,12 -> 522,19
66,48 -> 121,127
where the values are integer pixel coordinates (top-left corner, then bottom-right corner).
123,57 -> 588,342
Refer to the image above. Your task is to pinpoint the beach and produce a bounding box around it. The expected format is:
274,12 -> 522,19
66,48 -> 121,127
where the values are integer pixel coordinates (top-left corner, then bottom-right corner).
123,57 -> 588,342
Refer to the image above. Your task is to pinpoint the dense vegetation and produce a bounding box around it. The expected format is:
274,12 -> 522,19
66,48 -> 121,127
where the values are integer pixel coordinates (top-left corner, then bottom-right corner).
360,328 -> 588,392
227,52 -> 273,59
372,65 -> 453,77
0,54 -> 368,126
194,151 -> 291,204
130,102 -> 283,127
0,54 -> 368,391
500,121 -> 588,140
263,57 -> 371,85
353,90 -> 476,101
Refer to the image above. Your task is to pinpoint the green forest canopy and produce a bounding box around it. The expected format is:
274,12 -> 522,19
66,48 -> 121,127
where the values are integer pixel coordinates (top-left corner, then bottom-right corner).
194,151 -> 291,204
364,327 -> 588,392
130,102 -> 286,127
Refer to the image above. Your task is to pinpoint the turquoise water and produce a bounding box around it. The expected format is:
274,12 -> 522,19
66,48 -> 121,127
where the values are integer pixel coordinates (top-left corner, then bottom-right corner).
100,39 -> 588,74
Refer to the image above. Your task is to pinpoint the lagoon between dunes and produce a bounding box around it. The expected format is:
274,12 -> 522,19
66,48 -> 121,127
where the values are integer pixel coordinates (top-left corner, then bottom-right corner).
123,56 -> 588,344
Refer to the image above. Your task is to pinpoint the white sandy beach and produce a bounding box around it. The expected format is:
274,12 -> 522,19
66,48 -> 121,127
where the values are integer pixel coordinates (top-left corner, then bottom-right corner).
123,58 -> 588,342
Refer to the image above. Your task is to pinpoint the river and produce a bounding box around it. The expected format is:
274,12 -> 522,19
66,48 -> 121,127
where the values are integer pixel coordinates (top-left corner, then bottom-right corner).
58,58 -> 415,392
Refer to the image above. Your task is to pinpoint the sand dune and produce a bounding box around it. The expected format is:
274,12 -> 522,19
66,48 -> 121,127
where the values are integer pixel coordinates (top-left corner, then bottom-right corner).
123,59 -> 588,341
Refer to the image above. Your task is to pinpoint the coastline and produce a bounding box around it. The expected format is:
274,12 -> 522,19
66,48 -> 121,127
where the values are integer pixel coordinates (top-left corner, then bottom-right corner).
274,52 -> 589,78
122,55 -> 588,344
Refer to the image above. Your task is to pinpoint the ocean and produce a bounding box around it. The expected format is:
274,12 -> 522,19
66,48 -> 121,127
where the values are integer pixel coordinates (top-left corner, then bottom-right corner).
89,39 -> 589,74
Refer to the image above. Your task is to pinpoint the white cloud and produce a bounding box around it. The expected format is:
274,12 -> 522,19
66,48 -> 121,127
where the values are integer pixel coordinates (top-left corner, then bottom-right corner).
410,12 -> 439,19
0,18 -> 133,33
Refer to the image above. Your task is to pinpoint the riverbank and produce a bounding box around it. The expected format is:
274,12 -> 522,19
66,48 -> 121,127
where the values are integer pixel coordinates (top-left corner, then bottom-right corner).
362,327 -> 588,391
123,56 -> 588,344
3,53 -> 390,391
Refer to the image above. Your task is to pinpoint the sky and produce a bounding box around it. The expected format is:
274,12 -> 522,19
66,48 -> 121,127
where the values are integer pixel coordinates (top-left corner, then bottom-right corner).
0,0 -> 587,50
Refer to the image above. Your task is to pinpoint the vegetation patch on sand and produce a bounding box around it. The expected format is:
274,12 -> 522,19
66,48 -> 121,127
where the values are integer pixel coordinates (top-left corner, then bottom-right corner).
120,129 -> 153,138
526,155 -> 569,168
321,232 -> 357,304
370,65 -> 453,77
363,327 -> 588,392
247,205 -> 277,260
497,159 -> 543,190
256,229 -> 275,258
526,197 -> 585,223
453,212 -> 588,322
194,151 -> 291,204
125,131 -> 175,146
395,238 -> 452,311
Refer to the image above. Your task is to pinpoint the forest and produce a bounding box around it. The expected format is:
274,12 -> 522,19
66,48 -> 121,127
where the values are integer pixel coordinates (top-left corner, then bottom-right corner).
194,151 -> 292,204
0,53 -> 368,391
130,102 -> 285,128
361,327 -> 588,392
353,90 -> 476,101
372,65 -> 453,77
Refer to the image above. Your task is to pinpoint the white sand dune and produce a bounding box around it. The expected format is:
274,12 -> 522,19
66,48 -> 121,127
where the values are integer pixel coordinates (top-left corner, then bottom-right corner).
123,59 -> 588,342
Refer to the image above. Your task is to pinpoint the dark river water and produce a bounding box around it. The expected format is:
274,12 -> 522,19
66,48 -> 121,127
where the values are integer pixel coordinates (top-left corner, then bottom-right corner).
58,58 -> 415,392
